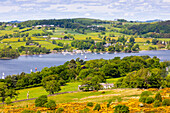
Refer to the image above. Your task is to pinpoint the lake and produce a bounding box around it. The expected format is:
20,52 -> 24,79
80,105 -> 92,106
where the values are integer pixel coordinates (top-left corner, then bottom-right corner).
0,50 -> 170,77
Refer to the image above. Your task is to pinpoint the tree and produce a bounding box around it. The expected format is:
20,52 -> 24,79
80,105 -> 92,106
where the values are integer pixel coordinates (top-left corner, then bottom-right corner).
146,40 -> 150,44
90,44 -> 95,52
0,82 -> 7,104
42,75 -> 61,94
35,95 -> 48,107
45,100 -> 56,110
129,37 -> 135,44
52,40 -> 56,44
152,39 -> 158,45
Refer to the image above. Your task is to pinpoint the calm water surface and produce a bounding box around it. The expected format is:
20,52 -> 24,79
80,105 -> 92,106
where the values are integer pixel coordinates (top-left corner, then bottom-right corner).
0,50 -> 169,77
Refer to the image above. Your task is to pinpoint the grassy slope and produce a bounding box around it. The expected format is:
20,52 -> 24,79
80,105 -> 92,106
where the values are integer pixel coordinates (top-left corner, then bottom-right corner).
14,77 -> 121,101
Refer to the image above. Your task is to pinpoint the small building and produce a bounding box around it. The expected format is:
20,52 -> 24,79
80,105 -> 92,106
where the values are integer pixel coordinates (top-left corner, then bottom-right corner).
78,83 -> 114,91
100,83 -> 114,89
104,43 -> 112,47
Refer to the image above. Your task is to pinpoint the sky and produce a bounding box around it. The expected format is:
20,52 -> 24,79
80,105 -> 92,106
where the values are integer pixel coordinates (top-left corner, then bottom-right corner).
0,0 -> 170,22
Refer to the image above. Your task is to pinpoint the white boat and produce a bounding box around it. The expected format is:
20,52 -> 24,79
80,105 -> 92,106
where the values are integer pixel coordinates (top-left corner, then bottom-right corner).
85,55 -> 87,59
39,55 -> 42,57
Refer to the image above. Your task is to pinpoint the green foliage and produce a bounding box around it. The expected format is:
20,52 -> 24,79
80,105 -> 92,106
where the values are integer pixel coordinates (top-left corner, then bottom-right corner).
114,104 -> 129,113
162,99 -> 170,106
153,100 -> 161,107
42,75 -> 61,94
139,97 -> 147,103
45,100 -> 56,110
86,102 -> 94,107
145,97 -> 154,104
93,104 -> 101,111
154,92 -> 162,102
21,110 -> 34,113
0,47 -> 20,59
37,111 -> 41,113
5,97 -> 11,105
35,95 -> 48,107
79,108 -> 90,113
56,107 -> 64,113
141,91 -> 152,97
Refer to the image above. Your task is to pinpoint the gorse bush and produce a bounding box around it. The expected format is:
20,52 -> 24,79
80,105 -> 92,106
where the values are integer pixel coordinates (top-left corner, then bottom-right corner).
93,104 -> 101,111
35,95 -> 48,107
162,99 -> 170,106
153,100 -> 161,107
139,97 -> 147,103
21,110 -> 34,113
5,97 -> 11,105
145,97 -> 154,104
56,107 -> 64,113
86,102 -> 93,107
79,108 -> 90,113
114,104 -> 129,113
140,91 -> 152,97
45,100 -> 56,110
155,92 -> 162,102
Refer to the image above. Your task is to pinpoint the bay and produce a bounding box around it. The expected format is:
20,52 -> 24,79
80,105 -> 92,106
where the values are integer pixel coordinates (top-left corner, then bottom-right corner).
0,50 -> 169,77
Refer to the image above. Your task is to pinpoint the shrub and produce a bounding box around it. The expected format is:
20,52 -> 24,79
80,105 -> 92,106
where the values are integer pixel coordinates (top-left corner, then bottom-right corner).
155,92 -> 162,102
5,97 -> 11,105
56,108 -> 64,113
37,111 -> 41,113
107,99 -> 112,108
145,97 -> 154,104
35,95 -> 48,107
153,100 -> 161,107
79,108 -> 90,113
139,97 -> 147,103
140,91 -> 152,97
21,110 -> 34,113
45,100 -> 56,110
87,102 -> 94,107
93,104 -> 101,111
114,104 -> 129,113
162,99 -> 170,106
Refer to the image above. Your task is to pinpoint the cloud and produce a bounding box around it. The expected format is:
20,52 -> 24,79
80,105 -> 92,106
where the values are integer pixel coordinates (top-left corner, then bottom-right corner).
84,13 -> 90,16
163,0 -> 170,2
124,12 -> 134,16
119,0 -> 127,2
0,6 -> 20,13
21,3 -> 36,7
35,0 -> 51,3
16,0 -> 29,2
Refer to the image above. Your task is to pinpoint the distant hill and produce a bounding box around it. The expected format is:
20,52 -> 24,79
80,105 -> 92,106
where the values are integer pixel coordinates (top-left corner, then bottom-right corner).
135,19 -> 163,23
8,20 -> 22,23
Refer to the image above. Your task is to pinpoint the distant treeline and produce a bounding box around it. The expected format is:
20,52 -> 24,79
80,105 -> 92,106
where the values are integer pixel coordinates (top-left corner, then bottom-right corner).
3,56 -> 170,90
17,18 -> 111,29
0,47 -> 20,59
124,20 -> 170,37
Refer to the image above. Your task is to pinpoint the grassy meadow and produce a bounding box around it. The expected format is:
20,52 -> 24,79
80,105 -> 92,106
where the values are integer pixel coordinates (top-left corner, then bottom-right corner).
13,77 -> 121,101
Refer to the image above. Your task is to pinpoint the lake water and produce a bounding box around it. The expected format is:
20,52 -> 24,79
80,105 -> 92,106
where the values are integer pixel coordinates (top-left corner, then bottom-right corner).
0,50 -> 170,77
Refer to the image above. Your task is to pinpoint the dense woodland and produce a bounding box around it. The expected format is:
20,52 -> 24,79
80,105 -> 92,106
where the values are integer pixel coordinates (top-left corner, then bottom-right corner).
0,47 -> 20,59
1,56 -> 169,92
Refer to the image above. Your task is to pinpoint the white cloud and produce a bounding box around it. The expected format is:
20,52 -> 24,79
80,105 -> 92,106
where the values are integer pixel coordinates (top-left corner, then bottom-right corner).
16,0 -> 29,2
21,3 -> 36,7
84,13 -> 90,16
163,0 -> 170,2
35,0 -> 51,3
124,12 -> 134,16
44,3 -> 122,13
119,0 -> 127,2
140,0 -> 144,2
0,6 -> 20,13
114,2 -> 120,6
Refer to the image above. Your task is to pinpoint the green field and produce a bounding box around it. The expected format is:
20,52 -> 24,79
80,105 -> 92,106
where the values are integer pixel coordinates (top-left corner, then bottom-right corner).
13,77 -> 122,101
